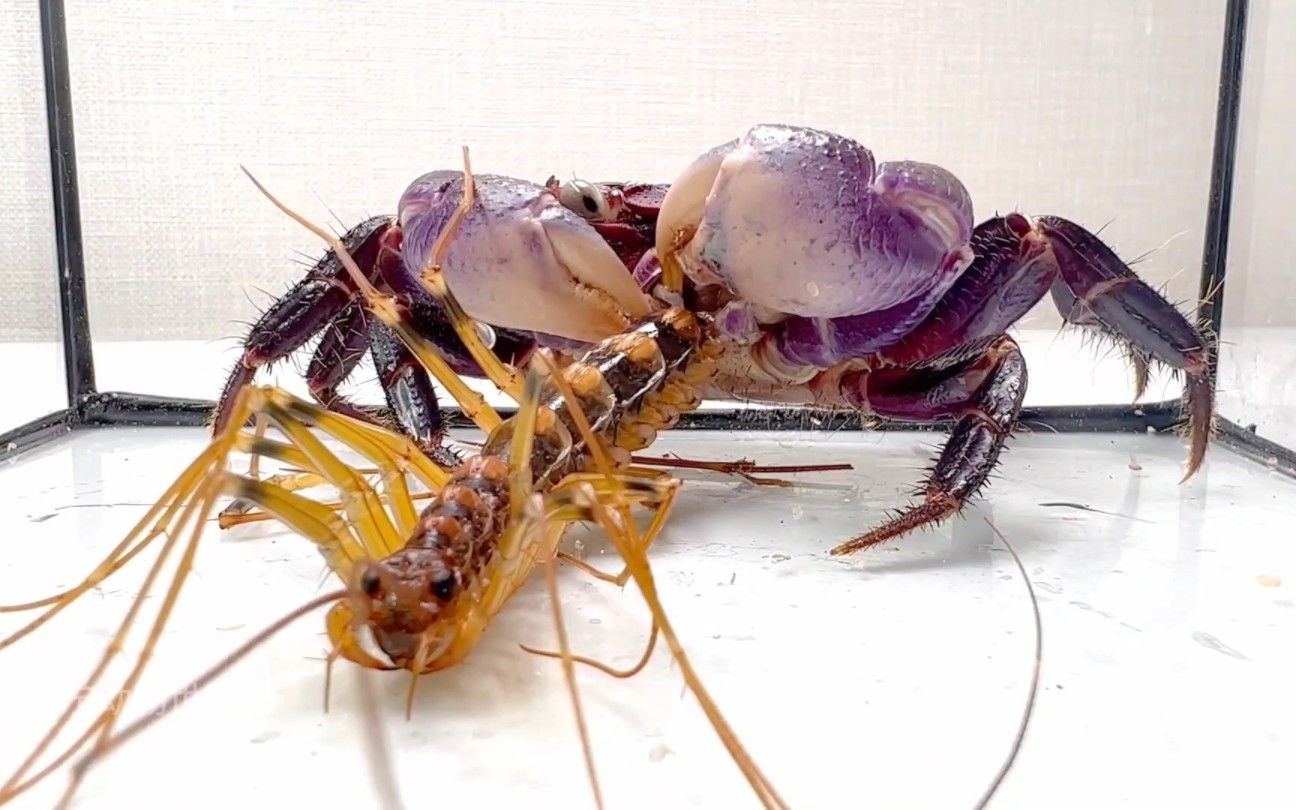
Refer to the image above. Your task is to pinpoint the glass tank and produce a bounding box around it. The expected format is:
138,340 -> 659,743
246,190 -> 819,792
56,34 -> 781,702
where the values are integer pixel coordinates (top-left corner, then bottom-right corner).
1,2 -> 1290,809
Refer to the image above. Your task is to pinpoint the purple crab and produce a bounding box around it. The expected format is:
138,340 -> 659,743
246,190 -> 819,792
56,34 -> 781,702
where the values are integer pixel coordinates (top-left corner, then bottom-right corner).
563,124 -> 1213,554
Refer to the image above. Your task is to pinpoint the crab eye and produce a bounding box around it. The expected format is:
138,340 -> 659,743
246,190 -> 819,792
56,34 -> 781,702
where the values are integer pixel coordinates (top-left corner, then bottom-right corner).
558,179 -> 611,221
430,570 -> 456,602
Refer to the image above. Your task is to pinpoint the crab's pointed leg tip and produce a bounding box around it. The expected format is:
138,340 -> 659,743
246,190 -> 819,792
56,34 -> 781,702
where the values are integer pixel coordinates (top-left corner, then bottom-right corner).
1179,454 -> 1205,485
828,538 -> 862,556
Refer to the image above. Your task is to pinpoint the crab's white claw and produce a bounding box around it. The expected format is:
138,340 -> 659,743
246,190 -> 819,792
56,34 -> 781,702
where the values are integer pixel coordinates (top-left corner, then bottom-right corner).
655,138 -> 736,289
399,171 -> 651,344
539,214 -> 652,340
655,125 -> 974,320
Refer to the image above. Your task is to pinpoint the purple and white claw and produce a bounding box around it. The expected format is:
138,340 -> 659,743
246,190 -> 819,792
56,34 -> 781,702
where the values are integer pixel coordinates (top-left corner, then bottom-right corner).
398,171 -> 651,344
656,124 -> 976,327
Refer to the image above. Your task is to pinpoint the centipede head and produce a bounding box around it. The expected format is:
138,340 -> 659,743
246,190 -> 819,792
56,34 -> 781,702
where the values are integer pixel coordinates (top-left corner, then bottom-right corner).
354,548 -> 461,669
347,453 -> 514,671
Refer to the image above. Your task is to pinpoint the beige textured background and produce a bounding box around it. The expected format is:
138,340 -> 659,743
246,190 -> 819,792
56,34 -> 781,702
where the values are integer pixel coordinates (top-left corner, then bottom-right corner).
1224,0 -> 1294,333
1,0 -> 1234,346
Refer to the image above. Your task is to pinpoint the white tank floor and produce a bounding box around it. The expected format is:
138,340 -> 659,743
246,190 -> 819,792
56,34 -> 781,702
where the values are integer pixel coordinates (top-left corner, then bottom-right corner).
0,427 -> 1292,809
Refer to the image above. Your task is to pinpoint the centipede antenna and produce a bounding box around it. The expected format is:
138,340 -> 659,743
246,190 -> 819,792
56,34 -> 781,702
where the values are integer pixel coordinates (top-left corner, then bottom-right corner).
241,166 -> 379,302
68,589 -> 350,781
351,655 -> 408,810
0,428 -> 234,805
975,518 -> 1043,810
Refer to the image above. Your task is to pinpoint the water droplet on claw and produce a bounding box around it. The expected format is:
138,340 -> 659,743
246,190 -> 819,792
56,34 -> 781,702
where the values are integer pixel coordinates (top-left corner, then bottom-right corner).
806,281 -> 820,297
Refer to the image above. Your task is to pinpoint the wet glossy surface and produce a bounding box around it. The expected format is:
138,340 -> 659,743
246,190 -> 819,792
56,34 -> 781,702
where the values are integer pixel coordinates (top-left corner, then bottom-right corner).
1,426 -> 1292,808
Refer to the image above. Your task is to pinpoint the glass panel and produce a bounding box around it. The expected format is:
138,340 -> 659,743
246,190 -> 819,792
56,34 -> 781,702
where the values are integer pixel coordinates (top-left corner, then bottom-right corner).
1218,0 -> 1296,454
0,2 -> 66,438
66,2 -> 1224,419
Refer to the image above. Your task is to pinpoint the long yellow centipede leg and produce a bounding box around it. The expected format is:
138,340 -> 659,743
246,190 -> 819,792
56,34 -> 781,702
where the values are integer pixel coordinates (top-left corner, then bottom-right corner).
578,479 -> 789,810
538,354 -> 789,810
0,385 -> 380,805
218,398 -> 456,532
551,468 -> 677,586
0,442 -> 225,623
520,475 -> 679,676
22,385 -> 429,810
222,410 -> 273,519
412,148 -> 525,402
241,164 -> 503,435
0,386 -> 327,800
218,474 -> 401,696
8,408 -> 245,807
70,390 -> 430,809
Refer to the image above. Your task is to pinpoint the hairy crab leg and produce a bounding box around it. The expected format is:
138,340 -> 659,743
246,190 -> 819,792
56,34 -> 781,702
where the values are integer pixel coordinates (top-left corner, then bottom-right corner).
870,213 -> 1213,481
302,299 -> 377,423
831,336 -> 1027,554
211,216 -> 391,437
816,212 -> 1213,548
1033,214 -> 1213,478
367,319 -> 464,467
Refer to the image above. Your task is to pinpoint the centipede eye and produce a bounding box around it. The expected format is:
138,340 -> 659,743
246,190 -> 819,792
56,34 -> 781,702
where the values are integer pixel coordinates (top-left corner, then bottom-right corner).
360,569 -> 381,597
430,570 -> 456,602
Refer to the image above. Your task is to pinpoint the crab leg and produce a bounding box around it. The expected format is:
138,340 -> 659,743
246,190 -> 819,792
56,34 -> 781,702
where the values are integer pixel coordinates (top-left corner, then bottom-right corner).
304,300 -> 379,423
211,217 -> 390,435
368,321 -> 461,466
1034,214 -> 1213,477
826,214 -> 1211,548
831,337 -> 1026,554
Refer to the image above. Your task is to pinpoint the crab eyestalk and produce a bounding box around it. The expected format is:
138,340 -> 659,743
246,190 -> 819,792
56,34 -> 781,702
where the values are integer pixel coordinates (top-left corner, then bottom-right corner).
549,177 -> 671,285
